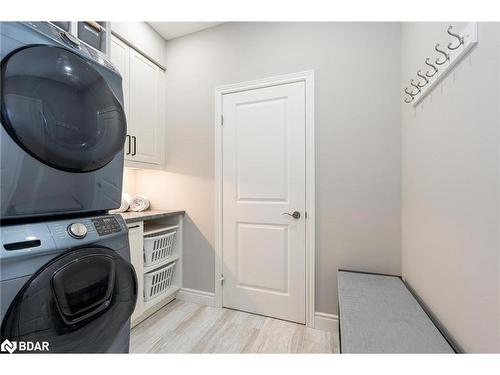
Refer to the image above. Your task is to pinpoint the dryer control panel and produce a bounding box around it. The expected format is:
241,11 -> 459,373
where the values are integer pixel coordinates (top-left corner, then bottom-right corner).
92,216 -> 122,236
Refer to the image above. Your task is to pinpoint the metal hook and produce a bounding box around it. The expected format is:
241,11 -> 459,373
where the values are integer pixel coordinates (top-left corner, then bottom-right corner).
403,87 -> 415,103
404,87 -> 417,97
425,58 -> 438,77
410,79 -> 421,94
435,43 -> 450,65
416,70 -> 429,87
447,25 -> 464,50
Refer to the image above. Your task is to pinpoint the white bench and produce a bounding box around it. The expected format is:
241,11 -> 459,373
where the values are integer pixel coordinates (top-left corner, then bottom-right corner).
337,270 -> 456,353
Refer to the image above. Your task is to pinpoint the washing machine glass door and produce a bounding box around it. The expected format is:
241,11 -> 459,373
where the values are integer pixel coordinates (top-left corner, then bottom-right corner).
0,45 -> 126,172
0,247 -> 137,353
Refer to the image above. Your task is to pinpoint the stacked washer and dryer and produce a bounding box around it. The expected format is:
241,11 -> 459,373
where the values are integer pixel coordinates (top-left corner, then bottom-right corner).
0,22 -> 137,353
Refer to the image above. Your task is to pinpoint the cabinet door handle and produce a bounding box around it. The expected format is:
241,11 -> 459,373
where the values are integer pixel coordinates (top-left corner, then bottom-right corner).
131,135 -> 137,156
125,135 -> 131,155
128,224 -> 140,229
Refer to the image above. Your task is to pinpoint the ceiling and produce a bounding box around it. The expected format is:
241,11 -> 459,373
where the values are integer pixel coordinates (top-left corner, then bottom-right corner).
148,22 -> 222,40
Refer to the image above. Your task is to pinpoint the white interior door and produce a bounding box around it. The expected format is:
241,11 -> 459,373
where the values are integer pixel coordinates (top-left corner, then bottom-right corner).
222,81 -> 306,323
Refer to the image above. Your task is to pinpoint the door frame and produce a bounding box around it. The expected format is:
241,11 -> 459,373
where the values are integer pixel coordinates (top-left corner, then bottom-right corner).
214,70 -> 316,327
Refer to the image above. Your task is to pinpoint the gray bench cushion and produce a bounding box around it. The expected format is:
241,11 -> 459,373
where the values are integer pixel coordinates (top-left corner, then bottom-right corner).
338,271 -> 454,353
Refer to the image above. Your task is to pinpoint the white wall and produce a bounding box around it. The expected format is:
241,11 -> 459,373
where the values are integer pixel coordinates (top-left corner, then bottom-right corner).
401,22 -> 500,352
134,22 -> 402,315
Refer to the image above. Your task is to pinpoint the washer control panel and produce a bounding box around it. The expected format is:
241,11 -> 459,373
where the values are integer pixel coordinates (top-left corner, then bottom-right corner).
91,216 -> 122,236
67,222 -> 88,239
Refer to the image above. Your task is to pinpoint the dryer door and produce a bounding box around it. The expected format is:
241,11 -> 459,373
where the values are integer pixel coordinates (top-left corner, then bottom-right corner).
0,247 -> 137,353
0,45 -> 126,172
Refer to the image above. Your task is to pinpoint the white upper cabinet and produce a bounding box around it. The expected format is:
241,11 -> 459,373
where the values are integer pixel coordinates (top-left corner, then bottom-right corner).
110,34 -> 165,168
110,36 -> 129,121
128,49 -> 164,165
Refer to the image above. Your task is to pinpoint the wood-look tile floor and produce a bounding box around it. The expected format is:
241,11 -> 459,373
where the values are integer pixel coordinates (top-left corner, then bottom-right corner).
130,300 -> 339,353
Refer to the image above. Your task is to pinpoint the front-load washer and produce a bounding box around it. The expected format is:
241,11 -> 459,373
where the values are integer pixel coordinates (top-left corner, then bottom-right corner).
0,22 -> 127,221
0,213 -> 137,353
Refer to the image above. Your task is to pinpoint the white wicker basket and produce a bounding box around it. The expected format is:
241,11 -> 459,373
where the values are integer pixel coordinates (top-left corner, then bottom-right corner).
143,261 -> 176,302
143,230 -> 177,267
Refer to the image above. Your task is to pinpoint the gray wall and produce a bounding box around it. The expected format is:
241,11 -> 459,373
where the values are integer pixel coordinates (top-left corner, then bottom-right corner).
135,22 -> 402,315
401,22 -> 500,352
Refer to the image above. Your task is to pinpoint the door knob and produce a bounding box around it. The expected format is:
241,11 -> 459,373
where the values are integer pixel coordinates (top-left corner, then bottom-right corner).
282,211 -> 301,219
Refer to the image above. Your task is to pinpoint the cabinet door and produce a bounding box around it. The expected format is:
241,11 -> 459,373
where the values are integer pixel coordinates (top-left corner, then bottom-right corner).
127,222 -> 144,322
109,35 -> 133,161
129,49 -> 164,165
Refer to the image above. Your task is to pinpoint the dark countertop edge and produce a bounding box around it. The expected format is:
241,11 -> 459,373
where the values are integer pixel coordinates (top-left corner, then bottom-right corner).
120,210 -> 185,223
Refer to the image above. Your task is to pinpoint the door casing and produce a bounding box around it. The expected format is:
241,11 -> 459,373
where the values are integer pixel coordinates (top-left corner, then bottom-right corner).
214,70 -> 315,327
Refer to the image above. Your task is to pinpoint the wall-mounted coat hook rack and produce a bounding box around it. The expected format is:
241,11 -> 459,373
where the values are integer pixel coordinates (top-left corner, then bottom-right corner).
425,58 -> 438,77
447,25 -> 464,50
435,43 -> 450,65
403,22 -> 478,107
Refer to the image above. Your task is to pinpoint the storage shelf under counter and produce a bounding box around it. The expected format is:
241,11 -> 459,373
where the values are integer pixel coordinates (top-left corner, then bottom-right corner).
119,209 -> 185,328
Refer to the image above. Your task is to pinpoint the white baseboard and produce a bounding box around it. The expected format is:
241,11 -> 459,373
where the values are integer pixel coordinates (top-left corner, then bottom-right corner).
176,288 -> 216,307
314,312 -> 339,333
176,290 -> 337,333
